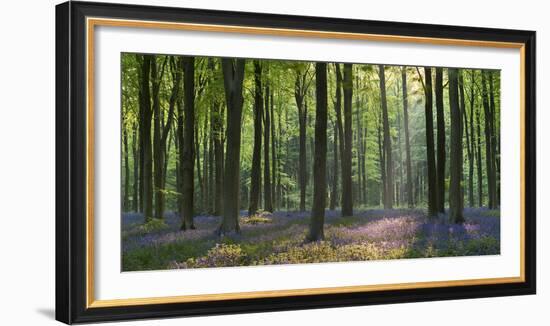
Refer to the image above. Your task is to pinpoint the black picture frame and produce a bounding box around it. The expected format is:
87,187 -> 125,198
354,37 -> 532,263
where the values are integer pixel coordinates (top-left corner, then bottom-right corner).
56,1 -> 536,324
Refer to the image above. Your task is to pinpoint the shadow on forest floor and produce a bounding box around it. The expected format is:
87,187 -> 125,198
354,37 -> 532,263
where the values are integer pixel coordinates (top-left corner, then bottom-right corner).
121,207 -> 500,271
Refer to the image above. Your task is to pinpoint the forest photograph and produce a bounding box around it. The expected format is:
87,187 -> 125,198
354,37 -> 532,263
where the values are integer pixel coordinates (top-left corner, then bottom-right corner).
121,53 -> 501,271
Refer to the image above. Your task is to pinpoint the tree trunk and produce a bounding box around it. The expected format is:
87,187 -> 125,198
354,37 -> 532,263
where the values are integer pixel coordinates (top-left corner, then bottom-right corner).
330,120 -> 339,210
132,123 -> 139,212
361,115 -> 368,205
264,81 -> 273,212
341,64 -> 354,216
435,67 -> 446,213
123,126 -> 130,211
248,61 -> 263,216
202,113 -> 209,212
461,70 -> 474,208
333,64 -> 346,211
180,56 -> 195,230
213,101 -> 223,215
308,62 -> 328,241
402,68 -> 414,208
379,65 -> 393,209
195,126 -> 202,213
488,71 -> 499,207
208,103 -> 215,214
271,91 -> 277,210
295,69 -> 308,211
482,71 -> 495,209
152,56 -> 162,219
175,61 -> 185,220
448,68 -> 464,223
378,115 -> 386,206
139,55 -> 153,221
219,58 -> 246,235
396,88 -> 403,207
475,91 -> 484,207
422,67 -> 438,217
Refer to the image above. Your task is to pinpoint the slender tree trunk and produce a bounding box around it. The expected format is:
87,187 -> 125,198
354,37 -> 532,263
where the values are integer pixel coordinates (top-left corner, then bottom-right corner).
330,120 -> 339,210
248,61 -> 263,216
271,91 -> 277,210
213,102 -> 224,215
277,104 -> 282,210
208,104 -> 215,214
355,73 -> 362,205
361,115 -> 368,205
421,67 -> 438,217
435,67 -> 446,213
341,64 -> 354,216
194,126 -> 202,213
175,61 -> 185,220
333,64 -> 346,210
378,114 -> 386,206
132,123 -> 139,212
264,81 -> 273,212
295,70 -> 308,211
402,68 -> 414,208
482,71 -> 495,209
379,65 -> 393,209
139,55 -> 153,221
181,57 -> 195,230
151,56 -> 168,219
488,71 -> 499,207
308,62 -> 328,241
468,70 -> 477,207
460,71 -> 474,208
448,68 -> 464,223
180,56 -> 196,230
218,58 -> 246,235
202,114 -> 209,212
152,56 -> 162,219
475,94 -> 484,207
123,126 -> 130,211
396,89 -> 403,207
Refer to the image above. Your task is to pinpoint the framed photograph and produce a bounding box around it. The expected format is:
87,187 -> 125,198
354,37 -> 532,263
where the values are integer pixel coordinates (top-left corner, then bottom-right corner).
56,1 -> 536,324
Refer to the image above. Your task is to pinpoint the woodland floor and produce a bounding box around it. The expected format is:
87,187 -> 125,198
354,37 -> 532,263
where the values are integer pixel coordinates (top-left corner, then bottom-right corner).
121,208 -> 500,271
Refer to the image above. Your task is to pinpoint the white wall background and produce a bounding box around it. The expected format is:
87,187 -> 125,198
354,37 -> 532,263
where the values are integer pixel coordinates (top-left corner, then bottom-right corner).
0,0 -> 546,324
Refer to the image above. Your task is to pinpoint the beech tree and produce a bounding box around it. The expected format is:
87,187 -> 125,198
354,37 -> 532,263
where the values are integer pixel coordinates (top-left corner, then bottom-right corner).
308,62 -> 328,241
218,58 -> 246,235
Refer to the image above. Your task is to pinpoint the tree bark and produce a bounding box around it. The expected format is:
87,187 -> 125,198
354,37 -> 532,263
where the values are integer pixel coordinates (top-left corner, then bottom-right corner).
295,68 -> 309,211
271,91 -> 277,210
461,70 -> 474,208
308,62 -> 328,241
435,67 -> 446,213
152,56 -> 167,219
132,123 -> 139,212
264,81 -> 273,212
482,71 -> 495,209
379,65 -> 393,209
421,67 -> 438,217
248,61 -> 263,216
123,126 -> 130,211
341,63 -> 354,215
448,68 -> 464,223
219,58 -> 246,235
475,87 -> 484,207
330,119 -> 339,210
402,68 -> 414,208
488,71 -> 499,208
139,55 -> 153,221
180,56 -> 195,230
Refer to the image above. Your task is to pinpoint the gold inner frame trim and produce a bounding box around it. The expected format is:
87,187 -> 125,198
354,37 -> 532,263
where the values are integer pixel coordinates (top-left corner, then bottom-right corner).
86,17 -> 526,309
